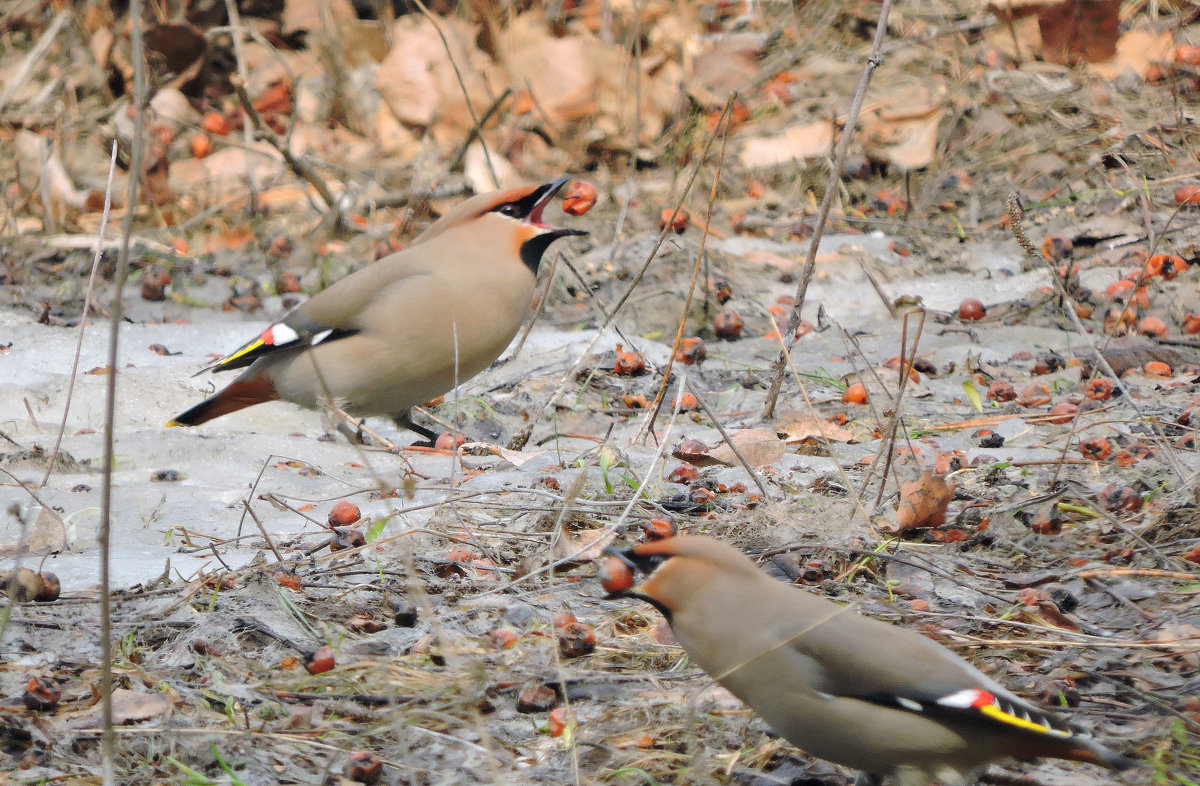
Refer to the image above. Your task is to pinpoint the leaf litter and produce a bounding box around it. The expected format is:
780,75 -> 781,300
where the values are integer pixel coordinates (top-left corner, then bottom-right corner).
1,0 -> 1199,784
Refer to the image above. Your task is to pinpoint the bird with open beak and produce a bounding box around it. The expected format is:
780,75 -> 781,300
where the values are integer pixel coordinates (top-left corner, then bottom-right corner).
167,177 -> 586,439
600,536 -> 1135,786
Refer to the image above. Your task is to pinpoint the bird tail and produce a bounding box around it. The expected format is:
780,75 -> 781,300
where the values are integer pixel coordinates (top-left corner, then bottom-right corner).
1066,738 -> 1137,771
165,375 -> 279,427
1070,739 -> 1132,772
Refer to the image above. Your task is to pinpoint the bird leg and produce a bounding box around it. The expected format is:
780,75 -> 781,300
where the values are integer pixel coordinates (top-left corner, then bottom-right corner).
324,402 -> 397,450
394,410 -> 439,446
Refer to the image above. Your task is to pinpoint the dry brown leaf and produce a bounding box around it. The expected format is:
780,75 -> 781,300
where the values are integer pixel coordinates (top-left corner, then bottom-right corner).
1089,29 -> 1174,81
89,25 -> 115,71
340,20 -> 389,66
142,157 -> 175,208
282,0 -> 356,36
373,15 -> 494,142
704,429 -> 787,467
1040,0 -> 1118,64
981,14 -> 1041,59
201,226 -> 255,254
68,689 -> 170,729
992,0 -> 1122,65
1152,623 -> 1200,668
862,101 -> 944,171
144,23 -> 207,78
778,417 -> 853,444
499,13 -> 598,125
170,144 -> 286,199
25,506 -> 67,555
588,47 -> 679,151
890,470 -> 955,531
551,526 -> 616,564
739,122 -> 833,169
464,144 -> 520,193
148,88 -> 199,130
687,33 -> 762,108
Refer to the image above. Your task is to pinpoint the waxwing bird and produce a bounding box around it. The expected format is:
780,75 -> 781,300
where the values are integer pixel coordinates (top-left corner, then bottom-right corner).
167,177 -> 586,438
600,536 -> 1135,786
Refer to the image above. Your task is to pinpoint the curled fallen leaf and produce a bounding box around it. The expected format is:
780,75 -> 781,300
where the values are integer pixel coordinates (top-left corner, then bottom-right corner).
891,470 -> 955,532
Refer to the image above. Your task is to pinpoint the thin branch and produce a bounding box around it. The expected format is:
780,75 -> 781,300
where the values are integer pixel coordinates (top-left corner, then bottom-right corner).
639,107 -> 732,441
763,0 -> 894,418
506,94 -> 733,451
447,87 -> 512,172
99,2 -> 146,781
683,378 -> 771,501
41,142 -> 118,489
222,0 -> 261,195
230,75 -> 335,208
411,0 -> 499,187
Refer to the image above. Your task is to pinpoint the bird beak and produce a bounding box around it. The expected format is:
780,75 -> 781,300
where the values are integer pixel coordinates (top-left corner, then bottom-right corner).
599,545 -> 666,597
527,176 -> 589,237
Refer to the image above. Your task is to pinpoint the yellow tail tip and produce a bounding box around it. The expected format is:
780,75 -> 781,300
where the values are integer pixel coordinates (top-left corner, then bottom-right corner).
164,419 -> 184,427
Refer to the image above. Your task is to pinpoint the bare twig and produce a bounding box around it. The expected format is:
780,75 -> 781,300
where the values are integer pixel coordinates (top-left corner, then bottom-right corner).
639,107 -> 732,441
371,180 -> 471,210
507,94 -> 731,451
447,87 -> 512,172
241,500 -> 284,563
763,0 -> 894,418
222,0 -> 261,195
411,0 -> 498,187
684,378 -> 771,501
41,142 -> 118,489
99,3 -> 146,781
230,75 -> 335,208
0,10 -> 68,113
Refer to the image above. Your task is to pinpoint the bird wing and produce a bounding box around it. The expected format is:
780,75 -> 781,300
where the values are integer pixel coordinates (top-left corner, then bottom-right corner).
860,682 -> 1076,739
200,250 -> 431,374
775,608 -> 1076,740
198,312 -> 359,374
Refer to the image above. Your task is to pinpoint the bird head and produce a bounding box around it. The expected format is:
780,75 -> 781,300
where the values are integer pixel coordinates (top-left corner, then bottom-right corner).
600,536 -> 759,619
417,176 -> 588,273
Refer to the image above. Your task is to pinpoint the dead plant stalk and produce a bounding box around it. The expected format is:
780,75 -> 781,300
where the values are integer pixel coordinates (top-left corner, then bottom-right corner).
41,142 -> 118,490
99,3 -> 146,781
508,95 -> 734,451
639,110 -> 732,442
763,0 -> 894,418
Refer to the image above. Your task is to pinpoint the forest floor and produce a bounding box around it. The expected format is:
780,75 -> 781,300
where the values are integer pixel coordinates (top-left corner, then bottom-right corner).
1,1 -> 1198,784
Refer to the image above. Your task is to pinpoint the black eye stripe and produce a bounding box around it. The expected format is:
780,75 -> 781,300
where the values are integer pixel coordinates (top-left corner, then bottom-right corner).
492,185 -> 550,219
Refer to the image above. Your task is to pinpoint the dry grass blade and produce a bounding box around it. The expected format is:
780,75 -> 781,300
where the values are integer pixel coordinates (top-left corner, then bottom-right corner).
639,105 -> 733,442
98,4 -> 146,781
683,378 -> 771,501
1005,195 -> 1188,485
41,142 -> 118,489
762,0 -> 895,419
508,95 -> 735,451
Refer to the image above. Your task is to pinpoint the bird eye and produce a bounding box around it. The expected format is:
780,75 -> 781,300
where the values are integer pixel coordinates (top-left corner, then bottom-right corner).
495,203 -> 520,217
